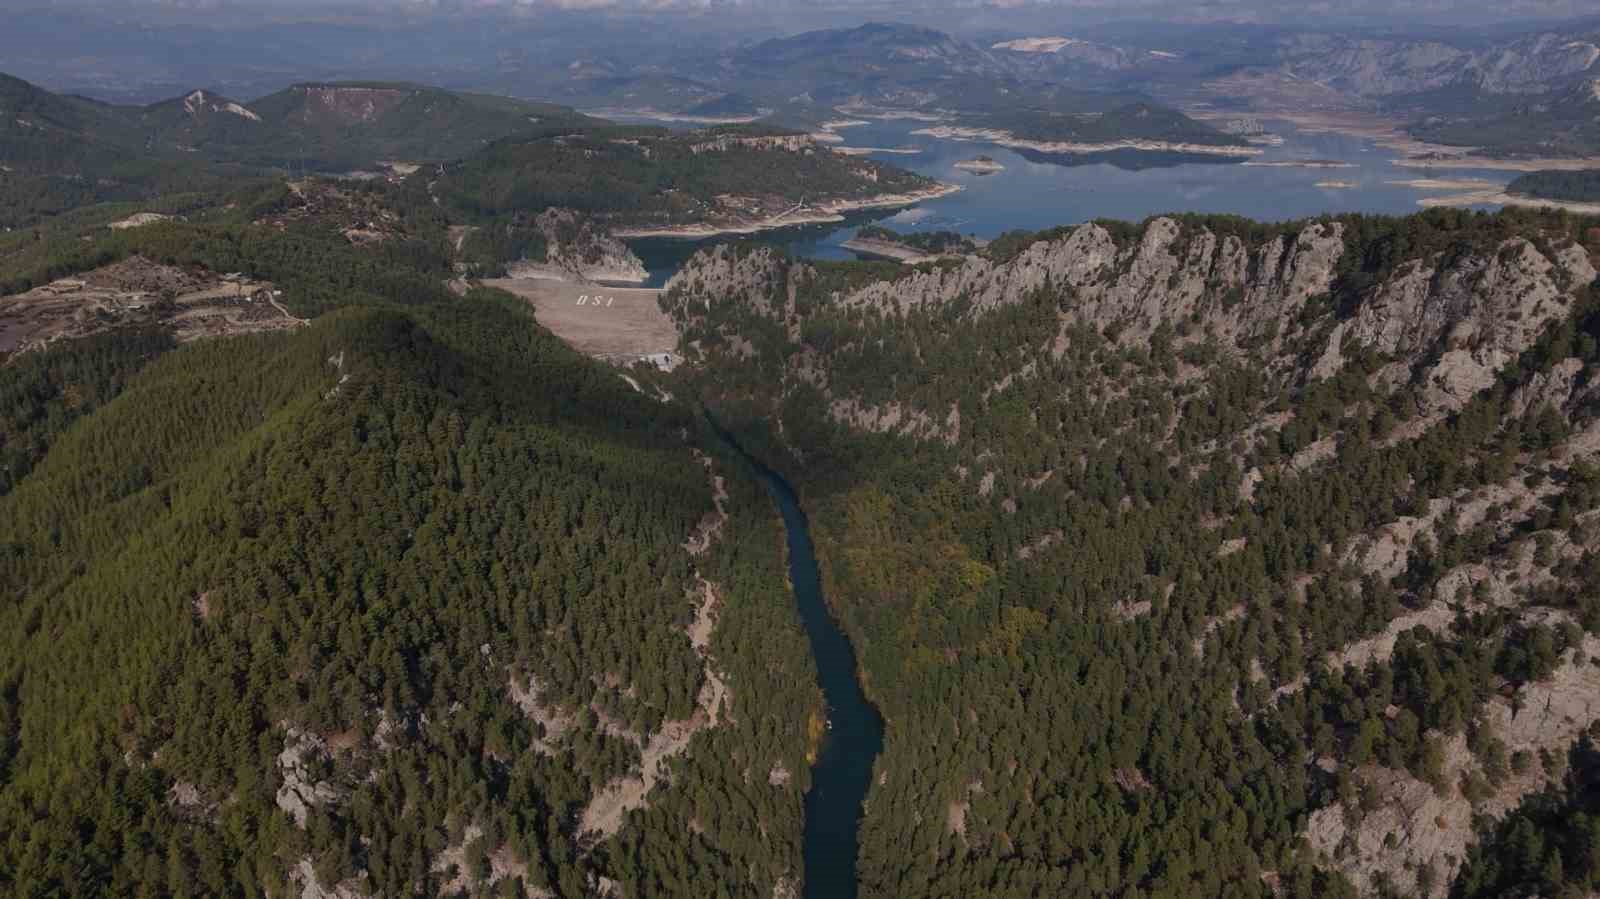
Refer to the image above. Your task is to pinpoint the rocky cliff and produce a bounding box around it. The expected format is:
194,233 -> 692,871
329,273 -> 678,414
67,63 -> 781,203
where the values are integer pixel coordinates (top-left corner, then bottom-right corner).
668,213 -> 1595,423
508,208 -> 649,284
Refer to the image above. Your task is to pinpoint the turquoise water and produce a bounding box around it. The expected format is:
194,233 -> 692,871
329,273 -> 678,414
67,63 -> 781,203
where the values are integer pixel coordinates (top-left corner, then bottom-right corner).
628,118 -> 1510,286
713,426 -> 882,899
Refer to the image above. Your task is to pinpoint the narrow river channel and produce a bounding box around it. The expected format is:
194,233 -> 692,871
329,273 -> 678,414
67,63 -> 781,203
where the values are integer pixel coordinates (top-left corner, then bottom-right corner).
749,461 -> 884,899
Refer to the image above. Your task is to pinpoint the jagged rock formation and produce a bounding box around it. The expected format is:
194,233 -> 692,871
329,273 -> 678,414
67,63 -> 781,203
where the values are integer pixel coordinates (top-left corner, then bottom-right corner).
275,725 -> 339,828
178,89 -> 260,122
667,214 -> 1595,427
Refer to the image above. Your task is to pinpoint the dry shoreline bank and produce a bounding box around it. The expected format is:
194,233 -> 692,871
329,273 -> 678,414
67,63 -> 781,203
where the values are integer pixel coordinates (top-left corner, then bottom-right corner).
1190,108 -> 1600,173
838,237 -> 942,264
911,125 -> 1262,158
611,183 -> 963,240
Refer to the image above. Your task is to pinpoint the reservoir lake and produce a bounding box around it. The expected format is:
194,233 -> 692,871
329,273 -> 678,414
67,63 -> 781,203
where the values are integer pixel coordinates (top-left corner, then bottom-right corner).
628,116 -> 1514,286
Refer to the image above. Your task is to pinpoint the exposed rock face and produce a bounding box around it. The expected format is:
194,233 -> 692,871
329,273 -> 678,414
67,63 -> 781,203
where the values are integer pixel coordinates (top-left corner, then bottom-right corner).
1509,357 -> 1589,418
431,823 -> 534,896
288,858 -> 366,899
275,724 -> 339,828
509,674 -> 576,757
575,452 -> 732,843
664,244 -> 788,318
167,781 -> 218,821
107,212 -> 173,230
1307,636 -> 1600,898
667,216 -> 1595,442
296,86 -> 408,125
507,208 -> 648,284
802,217 -> 1347,355
689,134 -> 816,154
1338,243 -> 1595,416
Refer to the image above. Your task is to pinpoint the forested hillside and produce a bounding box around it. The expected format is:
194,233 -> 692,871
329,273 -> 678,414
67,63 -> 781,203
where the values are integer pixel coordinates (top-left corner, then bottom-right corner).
980,101 -> 1246,148
662,208 -> 1600,898
433,125 -> 940,234
1509,169 -> 1600,203
0,74 -> 595,174
0,186 -> 820,897
0,74 -> 596,229
1407,80 -> 1600,158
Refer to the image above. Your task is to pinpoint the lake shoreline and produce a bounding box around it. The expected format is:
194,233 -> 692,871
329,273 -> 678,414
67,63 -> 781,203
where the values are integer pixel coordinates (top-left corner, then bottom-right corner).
1191,109 -> 1600,173
911,125 -> 1263,158
839,237 -> 941,263
612,184 -> 963,240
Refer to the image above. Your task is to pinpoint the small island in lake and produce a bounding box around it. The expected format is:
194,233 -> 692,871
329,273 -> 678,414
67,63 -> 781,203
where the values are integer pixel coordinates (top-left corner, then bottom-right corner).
1242,159 -> 1357,169
954,155 -> 1006,174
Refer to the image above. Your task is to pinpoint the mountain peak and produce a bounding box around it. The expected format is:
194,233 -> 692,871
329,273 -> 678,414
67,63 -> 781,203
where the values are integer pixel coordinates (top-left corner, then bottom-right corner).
992,36 -> 1080,53
177,88 -> 261,122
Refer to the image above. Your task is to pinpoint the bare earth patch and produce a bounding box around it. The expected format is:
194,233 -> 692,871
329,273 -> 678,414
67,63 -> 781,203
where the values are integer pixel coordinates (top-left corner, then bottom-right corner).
575,453 -> 732,843
485,279 -> 676,367
0,256 -> 302,357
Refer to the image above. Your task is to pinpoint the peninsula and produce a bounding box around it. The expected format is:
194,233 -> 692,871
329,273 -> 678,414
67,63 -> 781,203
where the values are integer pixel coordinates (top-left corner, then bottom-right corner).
913,125 -> 1262,158
611,183 -> 962,239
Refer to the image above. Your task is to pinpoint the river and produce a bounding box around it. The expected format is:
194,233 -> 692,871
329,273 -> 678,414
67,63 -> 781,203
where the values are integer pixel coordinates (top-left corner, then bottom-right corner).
748,457 -> 883,899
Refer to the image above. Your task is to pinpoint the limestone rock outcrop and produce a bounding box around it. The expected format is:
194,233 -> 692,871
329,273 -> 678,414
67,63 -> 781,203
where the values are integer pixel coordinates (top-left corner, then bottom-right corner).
275,724 -> 339,828
666,216 -> 1597,432
507,208 -> 648,284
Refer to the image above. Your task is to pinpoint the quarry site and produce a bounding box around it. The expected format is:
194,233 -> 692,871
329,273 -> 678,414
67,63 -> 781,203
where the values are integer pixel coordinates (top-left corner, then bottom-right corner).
0,255 -> 304,359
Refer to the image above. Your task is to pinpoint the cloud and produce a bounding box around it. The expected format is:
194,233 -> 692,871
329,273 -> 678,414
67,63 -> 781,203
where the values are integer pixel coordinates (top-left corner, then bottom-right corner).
43,0 -> 1597,16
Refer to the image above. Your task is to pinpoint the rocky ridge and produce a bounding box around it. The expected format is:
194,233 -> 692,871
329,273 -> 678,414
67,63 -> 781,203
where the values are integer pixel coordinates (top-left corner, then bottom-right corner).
663,212 -> 1600,896
667,214 -> 1595,427
506,208 -> 649,284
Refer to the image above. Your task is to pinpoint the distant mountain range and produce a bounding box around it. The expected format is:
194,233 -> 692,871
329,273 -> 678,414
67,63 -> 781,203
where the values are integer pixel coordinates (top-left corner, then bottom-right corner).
7,15 -> 1600,160
0,74 -> 596,174
539,23 -> 1248,155
973,20 -> 1600,156
535,20 -> 1600,157
1407,77 -> 1600,158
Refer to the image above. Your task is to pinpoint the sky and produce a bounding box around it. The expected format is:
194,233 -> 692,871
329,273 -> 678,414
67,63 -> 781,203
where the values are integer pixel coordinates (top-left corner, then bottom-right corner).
33,0 -> 1600,25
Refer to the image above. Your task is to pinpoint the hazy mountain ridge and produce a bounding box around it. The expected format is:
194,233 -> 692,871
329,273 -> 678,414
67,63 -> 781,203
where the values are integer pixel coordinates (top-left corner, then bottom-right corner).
0,73 -> 597,174
1275,29 -> 1600,98
1406,76 -> 1600,158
